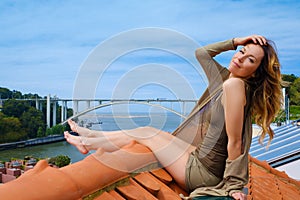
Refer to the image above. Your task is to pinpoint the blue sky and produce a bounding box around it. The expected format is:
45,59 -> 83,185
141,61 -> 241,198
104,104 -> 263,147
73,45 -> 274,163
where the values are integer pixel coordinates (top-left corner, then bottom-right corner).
1,0 -> 300,101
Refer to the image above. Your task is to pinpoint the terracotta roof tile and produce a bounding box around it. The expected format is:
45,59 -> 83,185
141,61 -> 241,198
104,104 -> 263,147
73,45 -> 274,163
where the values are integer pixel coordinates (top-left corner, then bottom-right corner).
150,168 -> 174,185
117,178 -> 157,200
248,156 -> 300,200
145,172 -> 182,200
1,142 -> 300,200
108,190 -> 126,200
94,191 -> 116,200
133,172 -> 161,195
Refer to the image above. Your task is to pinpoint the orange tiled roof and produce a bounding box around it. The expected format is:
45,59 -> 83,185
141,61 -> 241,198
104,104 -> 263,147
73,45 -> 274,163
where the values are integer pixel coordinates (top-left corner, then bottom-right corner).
247,156 -> 300,200
0,141 -> 300,200
85,156 -> 300,200
86,168 -> 187,200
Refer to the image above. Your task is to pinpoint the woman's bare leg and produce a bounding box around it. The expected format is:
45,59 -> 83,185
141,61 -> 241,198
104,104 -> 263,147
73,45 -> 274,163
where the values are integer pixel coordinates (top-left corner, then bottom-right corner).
64,126 -> 196,189
126,127 -> 196,188
64,130 -> 132,153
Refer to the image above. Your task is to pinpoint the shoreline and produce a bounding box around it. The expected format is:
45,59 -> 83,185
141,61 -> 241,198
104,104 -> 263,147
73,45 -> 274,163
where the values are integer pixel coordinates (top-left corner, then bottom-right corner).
0,135 -> 65,151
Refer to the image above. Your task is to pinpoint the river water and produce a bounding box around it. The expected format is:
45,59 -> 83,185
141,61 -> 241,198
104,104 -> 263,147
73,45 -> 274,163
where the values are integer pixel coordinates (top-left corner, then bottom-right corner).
0,112 -> 184,163
0,141 -> 87,163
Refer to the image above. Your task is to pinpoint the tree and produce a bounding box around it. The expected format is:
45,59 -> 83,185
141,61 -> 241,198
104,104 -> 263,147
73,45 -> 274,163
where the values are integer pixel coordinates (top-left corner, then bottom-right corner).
20,107 -> 46,138
290,78 -> 300,105
23,93 -> 40,99
0,87 -> 13,99
50,124 -> 65,135
11,90 -> 22,99
282,74 -> 297,83
37,127 -> 45,137
0,112 -> 26,143
48,155 -> 71,167
281,74 -> 300,105
2,99 -> 30,118
45,127 -> 52,136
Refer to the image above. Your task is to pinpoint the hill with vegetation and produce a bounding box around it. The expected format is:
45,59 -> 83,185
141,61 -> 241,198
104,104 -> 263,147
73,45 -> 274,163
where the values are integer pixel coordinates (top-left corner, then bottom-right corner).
0,88 -> 72,144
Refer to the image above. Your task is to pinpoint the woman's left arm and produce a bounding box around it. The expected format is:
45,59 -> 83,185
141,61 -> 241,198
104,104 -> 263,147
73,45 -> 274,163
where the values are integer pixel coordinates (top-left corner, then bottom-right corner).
222,78 -> 246,160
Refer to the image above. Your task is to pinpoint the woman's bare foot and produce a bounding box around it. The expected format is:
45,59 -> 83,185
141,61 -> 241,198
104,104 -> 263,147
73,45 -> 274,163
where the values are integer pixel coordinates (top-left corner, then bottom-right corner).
64,131 -> 89,154
68,119 -> 78,132
67,119 -> 90,136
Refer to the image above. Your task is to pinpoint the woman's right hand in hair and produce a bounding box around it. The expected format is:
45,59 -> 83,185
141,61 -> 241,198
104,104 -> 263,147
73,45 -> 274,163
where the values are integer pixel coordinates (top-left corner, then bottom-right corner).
234,35 -> 267,46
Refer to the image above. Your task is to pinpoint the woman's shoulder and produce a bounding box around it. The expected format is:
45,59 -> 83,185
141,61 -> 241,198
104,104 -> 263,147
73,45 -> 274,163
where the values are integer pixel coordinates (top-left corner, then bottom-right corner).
223,77 -> 245,87
222,77 -> 246,106
223,77 -> 246,94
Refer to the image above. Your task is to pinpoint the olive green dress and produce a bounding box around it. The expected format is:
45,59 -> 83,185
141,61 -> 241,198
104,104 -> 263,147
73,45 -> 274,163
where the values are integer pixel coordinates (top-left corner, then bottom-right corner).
173,39 -> 253,198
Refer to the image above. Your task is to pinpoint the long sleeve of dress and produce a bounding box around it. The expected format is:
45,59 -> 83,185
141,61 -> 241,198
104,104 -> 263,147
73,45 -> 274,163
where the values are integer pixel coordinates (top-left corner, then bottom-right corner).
193,39 -> 235,109
174,39 -> 236,136
195,39 -> 236,85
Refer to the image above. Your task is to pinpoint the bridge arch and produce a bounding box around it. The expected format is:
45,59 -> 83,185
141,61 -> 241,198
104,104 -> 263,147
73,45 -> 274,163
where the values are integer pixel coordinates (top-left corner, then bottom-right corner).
61,101 -> 188,127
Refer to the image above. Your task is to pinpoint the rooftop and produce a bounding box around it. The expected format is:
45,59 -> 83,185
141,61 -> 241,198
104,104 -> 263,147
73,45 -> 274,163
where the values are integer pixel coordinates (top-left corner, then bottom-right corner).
250,121 -> 300,182
248,156 -> 300,199
0,141 -> 299,199
250,122 -> 300,168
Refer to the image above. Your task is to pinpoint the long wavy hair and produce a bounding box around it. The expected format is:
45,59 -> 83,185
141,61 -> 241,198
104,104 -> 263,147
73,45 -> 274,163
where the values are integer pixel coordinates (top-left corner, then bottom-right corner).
244,40 -> 283,144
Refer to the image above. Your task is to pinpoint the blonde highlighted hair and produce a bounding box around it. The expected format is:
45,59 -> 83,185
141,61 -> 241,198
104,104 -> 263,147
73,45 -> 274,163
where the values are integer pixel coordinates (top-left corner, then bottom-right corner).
245,40 -> 283,144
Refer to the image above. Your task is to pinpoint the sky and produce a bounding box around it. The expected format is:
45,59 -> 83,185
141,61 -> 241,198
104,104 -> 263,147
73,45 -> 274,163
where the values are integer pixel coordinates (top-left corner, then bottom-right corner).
0,0 -> 300,102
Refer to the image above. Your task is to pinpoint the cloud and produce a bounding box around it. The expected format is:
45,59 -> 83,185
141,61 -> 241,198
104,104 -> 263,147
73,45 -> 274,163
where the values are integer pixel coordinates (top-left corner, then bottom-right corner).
0,0 -> 299,99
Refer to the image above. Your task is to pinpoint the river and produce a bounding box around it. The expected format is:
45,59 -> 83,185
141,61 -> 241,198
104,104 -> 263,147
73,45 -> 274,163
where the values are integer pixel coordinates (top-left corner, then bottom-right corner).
0,141 -> 87,163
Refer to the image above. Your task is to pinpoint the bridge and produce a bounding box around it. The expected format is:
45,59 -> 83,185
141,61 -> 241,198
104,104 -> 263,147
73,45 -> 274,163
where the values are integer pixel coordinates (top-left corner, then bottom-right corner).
1,95 -> 198,127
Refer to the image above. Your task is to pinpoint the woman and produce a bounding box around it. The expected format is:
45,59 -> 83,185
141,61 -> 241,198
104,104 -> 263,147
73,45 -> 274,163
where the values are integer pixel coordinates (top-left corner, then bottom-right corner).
64,35 -> 282,200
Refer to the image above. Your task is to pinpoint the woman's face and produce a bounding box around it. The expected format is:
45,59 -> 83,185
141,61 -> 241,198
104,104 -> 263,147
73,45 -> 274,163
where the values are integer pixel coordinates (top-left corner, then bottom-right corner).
229,43 -> 264,78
